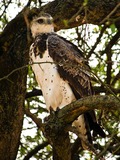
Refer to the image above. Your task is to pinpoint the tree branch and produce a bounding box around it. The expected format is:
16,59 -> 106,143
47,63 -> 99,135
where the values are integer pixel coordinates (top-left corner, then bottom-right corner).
26,95 -> 120,132
111,71 -> 120,86
23,141 -> 49,160
56,95 -> 120,125
93,86 -> 120,94
43,95 -> 120,160
87,25 -> 107,59
95,133 -> 115,159
100,2 -> 120,24
39,0 -> 120,30
25,88 -> 42,99
25,94 -> 120,160
25,108 -> 44,132
104,27 -> 120,54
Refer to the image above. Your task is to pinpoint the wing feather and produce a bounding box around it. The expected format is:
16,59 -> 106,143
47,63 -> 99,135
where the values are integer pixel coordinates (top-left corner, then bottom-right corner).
48,33 -> 92,97
48,34 -> 105,138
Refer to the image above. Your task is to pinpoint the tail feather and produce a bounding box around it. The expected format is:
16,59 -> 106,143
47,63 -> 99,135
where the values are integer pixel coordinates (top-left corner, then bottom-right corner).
92,122 -> 106,138
85,112 -> 106,138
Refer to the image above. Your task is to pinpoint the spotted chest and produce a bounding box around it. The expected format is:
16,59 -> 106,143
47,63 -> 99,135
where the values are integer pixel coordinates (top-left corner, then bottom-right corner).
30,44 -> 76,111
29,34 -> 93,150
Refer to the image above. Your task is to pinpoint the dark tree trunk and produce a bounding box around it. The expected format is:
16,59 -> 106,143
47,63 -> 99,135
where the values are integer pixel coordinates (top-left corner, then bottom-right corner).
44,112 -> 72,160
52,132 -> 71,160
0,14 -> 29,160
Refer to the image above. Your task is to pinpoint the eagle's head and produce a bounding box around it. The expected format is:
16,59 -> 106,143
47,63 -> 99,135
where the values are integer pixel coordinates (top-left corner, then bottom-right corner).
30,13 -> 54,38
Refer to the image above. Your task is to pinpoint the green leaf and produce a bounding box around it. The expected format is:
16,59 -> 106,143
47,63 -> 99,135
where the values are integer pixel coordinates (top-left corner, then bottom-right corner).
110,23 -> 116,33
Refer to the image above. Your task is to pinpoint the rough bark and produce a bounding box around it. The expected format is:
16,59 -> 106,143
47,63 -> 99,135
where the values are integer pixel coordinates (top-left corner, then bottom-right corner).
44,112 -> 72,160
32,95 -> 120,160
40,0 -> 120,30
0,0 -> 120,159
25,95 -> 120,127
56,95 -> 120,124
0,13 -> 28,160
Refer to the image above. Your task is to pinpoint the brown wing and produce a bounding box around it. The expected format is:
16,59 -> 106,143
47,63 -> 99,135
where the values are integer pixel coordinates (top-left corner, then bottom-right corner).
48,33 -> 105,138
48,33 -> 92,98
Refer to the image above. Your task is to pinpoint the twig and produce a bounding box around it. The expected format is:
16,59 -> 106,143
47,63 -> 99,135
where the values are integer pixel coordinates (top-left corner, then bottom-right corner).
23,141 -> 49,160
0,61 -> 55,82
111,71 -> 120,86
0,0 -> 12,18
25,108 -> 44,131
95,133 -> 115,159
0,65 -> 28,82
93,86 -> 120,94
104,28 -> 120,54
68,6 -> 84,24
100,3 -> 120,24
87,25 -> 107,59
90,70 -> 120,102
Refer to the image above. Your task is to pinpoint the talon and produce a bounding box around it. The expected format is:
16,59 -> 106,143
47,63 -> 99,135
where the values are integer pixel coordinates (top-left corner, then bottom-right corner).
49,106 -> 55,114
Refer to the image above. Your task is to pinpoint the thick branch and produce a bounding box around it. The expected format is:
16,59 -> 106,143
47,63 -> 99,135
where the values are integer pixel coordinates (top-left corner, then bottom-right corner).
57,95 -> 120,125
25,95 -> 120,160
40,0 -> 120,30
26,95 -> 120,131
43,95 -> 120,160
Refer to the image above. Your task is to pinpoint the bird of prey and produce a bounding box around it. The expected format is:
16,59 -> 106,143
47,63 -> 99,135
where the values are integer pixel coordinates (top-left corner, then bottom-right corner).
29,13 -> 105,150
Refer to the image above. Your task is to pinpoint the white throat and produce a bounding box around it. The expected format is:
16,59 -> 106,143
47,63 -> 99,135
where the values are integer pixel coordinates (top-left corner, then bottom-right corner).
31,23 -> 54,38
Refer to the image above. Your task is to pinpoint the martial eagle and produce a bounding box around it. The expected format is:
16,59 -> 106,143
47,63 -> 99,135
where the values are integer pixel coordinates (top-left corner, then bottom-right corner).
29,13 -> 105,150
